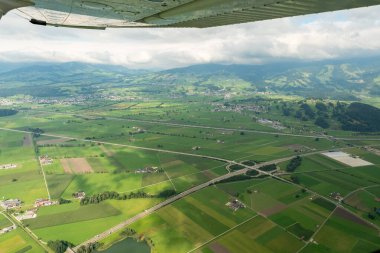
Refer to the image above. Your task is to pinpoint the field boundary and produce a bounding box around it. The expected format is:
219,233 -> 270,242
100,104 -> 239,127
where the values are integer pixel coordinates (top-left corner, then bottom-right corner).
186,214 -> 258,253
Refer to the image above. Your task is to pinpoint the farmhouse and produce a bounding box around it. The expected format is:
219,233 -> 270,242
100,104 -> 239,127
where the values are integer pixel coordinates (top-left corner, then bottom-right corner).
329,192 -> 343,202
0,164 -> 17,170
0,225 -> 16,234
39,155 -> 53,165
135,167 -> 159,174
15,209 -> 37,221
226,199 -> 246,211
0,199 -> 21,209
34,199 -> 57,207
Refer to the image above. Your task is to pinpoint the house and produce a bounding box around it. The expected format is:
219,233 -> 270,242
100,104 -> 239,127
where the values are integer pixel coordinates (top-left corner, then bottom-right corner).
135,167 -> 159,174
39,155 -> 53,165
34,199 -> 57,207
0,199 -> 21,209
329,192 -> 343,202
226,199 -> 246,211
0,164 -> 17,170
15,209 -> 37,221
0,225 -> 16,234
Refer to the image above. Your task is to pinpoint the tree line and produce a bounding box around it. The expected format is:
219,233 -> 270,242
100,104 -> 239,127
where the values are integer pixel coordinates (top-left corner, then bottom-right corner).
286,156 -> 302,172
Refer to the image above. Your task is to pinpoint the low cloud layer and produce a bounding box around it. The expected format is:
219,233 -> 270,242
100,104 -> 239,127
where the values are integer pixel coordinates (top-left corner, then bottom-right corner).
0,5 -> 380,69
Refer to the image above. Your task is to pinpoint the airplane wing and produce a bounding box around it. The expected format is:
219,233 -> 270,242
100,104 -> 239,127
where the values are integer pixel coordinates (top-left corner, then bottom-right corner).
1,0 -> 380,29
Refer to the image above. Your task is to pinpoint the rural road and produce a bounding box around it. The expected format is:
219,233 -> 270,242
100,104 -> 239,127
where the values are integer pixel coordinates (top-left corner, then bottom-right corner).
73,146 -> 380,251
0,127 -> 377,252
24,109 -> 380,141
73,156 -> 293,250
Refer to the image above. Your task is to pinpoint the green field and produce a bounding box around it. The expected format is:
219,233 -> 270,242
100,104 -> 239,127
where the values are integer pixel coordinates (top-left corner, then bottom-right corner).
0,95 -> 379,253
0,227 -> 44,253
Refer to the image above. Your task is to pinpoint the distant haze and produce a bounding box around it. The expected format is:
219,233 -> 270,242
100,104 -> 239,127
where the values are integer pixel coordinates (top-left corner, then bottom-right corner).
0,5 -> 380,69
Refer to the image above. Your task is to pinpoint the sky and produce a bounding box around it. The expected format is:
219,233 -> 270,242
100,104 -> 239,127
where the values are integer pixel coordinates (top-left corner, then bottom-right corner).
0,5 -> 380,69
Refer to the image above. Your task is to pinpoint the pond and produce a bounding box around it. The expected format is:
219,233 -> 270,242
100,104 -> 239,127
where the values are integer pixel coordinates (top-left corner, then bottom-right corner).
97,238 -> 150,253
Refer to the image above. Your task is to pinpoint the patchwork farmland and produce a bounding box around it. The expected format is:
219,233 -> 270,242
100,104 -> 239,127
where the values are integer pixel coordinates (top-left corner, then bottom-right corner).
0,98 -> 379,253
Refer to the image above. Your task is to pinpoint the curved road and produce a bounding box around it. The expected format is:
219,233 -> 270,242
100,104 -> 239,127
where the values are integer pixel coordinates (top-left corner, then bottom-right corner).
0,127 -> 377,252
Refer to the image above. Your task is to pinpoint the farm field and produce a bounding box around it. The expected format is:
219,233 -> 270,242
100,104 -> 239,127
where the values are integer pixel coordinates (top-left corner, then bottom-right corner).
127,187 -> 257,253
0,227 -> 44,253
0,97 -> 379,253
31,198 -> 161,245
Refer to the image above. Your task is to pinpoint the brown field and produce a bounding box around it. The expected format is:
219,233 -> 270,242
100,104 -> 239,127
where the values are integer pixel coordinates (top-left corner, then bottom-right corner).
37,138 -> 70,145
23,133 -> 33,147
203,170 -> 217,179
261,203 -> 287,217
209,243 -> 231,253
60,158 -> 93,174
344,191 -> 370,212
334,207 -> 372,228
100,145 -> 114,156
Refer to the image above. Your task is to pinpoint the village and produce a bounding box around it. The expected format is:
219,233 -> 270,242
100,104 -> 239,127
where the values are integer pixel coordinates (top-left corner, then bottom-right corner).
212,102 -> 267,114
0,197 -> 58,222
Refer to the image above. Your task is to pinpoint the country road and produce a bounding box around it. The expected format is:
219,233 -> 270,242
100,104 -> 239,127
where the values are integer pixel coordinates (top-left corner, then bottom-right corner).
73,156 -> 293,250
73,147 -> 379,251
0,126 -> 378,253
23,109 -> 380,141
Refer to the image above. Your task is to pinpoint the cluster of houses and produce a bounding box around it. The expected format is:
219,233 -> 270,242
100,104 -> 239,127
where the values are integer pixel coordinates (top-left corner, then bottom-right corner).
39,155 -> 53,165
0,164 -> 17,170
226,199 -> 246,211
15,209 -> 37,221
0,199 -> 21,209
135,167 -> 159,174
0,98 -> 15,106
34,199 -> 58,207
212,103 -> 267,114
257,118 -> 286,130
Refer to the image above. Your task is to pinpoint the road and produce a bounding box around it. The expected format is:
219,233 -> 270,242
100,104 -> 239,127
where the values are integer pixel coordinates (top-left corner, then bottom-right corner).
0,126 -> 378,252
25,109 -> 380,141
0,127 -> 232,163
73,156 -> 293,250
73,146 -> 380,251
1,211 -> 51,252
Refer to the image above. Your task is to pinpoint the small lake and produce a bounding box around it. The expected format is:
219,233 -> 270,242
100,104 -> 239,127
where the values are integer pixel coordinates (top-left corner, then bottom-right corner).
97,238 -> 150,253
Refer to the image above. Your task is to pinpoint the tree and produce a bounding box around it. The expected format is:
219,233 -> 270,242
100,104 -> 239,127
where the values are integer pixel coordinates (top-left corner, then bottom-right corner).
286,156 -> 302,172
315,102 -> 328,112
47,240 -> 74,253
315,117 -> 330,129
157,189 -> 177,198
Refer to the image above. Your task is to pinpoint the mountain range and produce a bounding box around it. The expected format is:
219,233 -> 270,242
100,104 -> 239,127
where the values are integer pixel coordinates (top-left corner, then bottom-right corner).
1,56 -> 380,99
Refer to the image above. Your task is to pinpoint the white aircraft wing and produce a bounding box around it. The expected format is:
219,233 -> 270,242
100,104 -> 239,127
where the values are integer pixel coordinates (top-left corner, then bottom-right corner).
1,0 -> 380,29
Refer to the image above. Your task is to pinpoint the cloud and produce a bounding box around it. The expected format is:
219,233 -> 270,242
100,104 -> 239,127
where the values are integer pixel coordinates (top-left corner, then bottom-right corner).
0,5 -> 380,69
